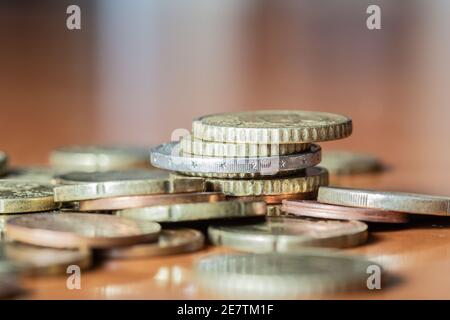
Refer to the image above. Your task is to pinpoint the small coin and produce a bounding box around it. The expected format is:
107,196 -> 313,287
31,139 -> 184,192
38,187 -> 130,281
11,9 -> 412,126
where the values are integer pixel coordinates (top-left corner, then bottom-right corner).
227,192 -> 317,204
179,134 -> 310,157
204,167 -> 329,196
0,151 -> 8,177
53,170 -> 205,202
192,110 -> 352,144
116,200 -> 266,223
282,200 -> 409,223
208,216 -> 368,252
0,180 -> 58,213
0,242 -> 91,276
195,251 -> 377,297
5,213 -> 161,249
318,186 -> 450,216
100,229 -> 204,259
50,145 -> 153,171
321,151 -> 382,175
151,142 -> 321,178
78,192 -> 225,212
2,166 -> 64,183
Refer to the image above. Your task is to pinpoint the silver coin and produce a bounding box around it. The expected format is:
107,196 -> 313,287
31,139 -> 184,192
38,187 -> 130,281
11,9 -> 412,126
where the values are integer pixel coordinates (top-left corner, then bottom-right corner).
150,142 -> 321,175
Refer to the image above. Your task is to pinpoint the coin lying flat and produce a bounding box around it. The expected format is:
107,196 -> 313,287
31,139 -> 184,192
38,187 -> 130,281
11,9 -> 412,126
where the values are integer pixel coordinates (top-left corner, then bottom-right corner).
117,200 -> 266,223
5,213 -> 161,249
53,170 -> 205,202
192,110 -> 352,144
2,166 -> 64,183
100,229 -> 204,259
0,151 -> 7,177
179,134 -> 310,157
227,192 -> 317,204
321,151 -> 382,175
0,180 -> 58,213
318,186 -> 450,216
282,200 -> 409,224
50,145 -> 153,171
208,216 -> 368,252
151,142 -> 321,178
78,192 -> 225,212
0,243 -> 91,276
195,252 -> 377,297
204,167 -> 329,196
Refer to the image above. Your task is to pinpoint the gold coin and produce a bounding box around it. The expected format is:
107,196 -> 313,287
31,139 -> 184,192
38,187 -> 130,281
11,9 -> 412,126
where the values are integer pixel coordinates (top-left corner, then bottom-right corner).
192,110 -> 352,144
0,151 -> 7,177
53,170 -> 205,202
99,229 -> 204,259
0,180 -> 58,214
5,213 -> 161,249
204,167 -> 328,196
116,200 -> 266,223
50,145 -> 153,171
321,151 -> 382,175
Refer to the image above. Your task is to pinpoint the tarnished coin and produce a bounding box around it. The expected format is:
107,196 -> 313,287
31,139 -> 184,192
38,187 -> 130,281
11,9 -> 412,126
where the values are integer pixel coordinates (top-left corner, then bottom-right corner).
282,200 -> 409,224
180,134 -> 310,157
0,151 -> 7,177
195,252 -> 378,297
321,151 -> 382,175
151,142 -> 321,178
0,243 -> 91,276
50,145 -> 153,171
227,192 -> 317,204
116,200 -> 266,223
0,180 -> 57,213
318,186 -> 450,216
192,110 -> 352,144
2,166 -> 64,183
5,213 -> 161,249
204,167 -> 328,196
53,170 -> 205,202
100,229 -> 204,259
208,216 -> 368,252
78,192 -> 225,212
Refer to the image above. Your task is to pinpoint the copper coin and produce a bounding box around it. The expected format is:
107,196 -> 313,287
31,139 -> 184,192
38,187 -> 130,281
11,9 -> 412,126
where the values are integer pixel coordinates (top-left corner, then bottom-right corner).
227,192 -> 317,205
282,200 -> 409,224
78,192 -> 225,211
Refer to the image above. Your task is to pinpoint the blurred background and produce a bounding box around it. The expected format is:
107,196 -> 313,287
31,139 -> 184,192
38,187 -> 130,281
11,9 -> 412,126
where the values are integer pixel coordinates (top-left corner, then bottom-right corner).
1,0 -> 449,179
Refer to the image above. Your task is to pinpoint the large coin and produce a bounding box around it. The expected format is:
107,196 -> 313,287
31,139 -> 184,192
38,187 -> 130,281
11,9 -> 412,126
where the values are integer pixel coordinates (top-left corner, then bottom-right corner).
0,180 -> 57,213
50,145 -> 153,171
208,216 -> 368,252
151,142 -> 321,178
180,134 -> 310,157
100,229 -> 204,259
318,186 -> 450,216
192,110 -> 352,144
282,200 -> 409,224
78,192 -> 225,211
116,200 -> 266,223
0,151 -> 7,177
53,170 -> 205,202
321,151 -> 382,175
204,167 -> 328,196
5,213 -> 161,249
195,252 -> 378,297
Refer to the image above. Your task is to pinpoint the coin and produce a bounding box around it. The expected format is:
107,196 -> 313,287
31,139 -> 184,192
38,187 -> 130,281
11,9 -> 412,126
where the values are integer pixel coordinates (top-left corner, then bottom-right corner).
50,145 -> 153,171
179,134 -> 310,157
208,216 -> 368,252
204,167 -> 329,196
227,192 -> 317,204
195,251 -> 377,297
0,151 -> 7,177
282,200 -> 409,223
99,229 -> 204,259
5,213 -> 161,249
53,170 -> 205,202
321,151 -> 382,175
151,142 -> 321,178
116,200 -> 266,223
0,180 -> 58,213
0,243 -> 91,276
318,186 -> 450,216
78,192 -> 225,212
2,166 -> 63,183
192,110 -> 352,144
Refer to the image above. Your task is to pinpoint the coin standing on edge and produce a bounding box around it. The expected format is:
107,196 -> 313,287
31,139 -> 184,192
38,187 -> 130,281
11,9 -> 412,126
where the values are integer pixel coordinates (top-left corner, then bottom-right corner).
208,216 -> 368,252
116,200 -> 266,223
100,229 -> 204,259
5,213 -> 161,249
318,186 -> 450,216
321,151 -> 382,175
